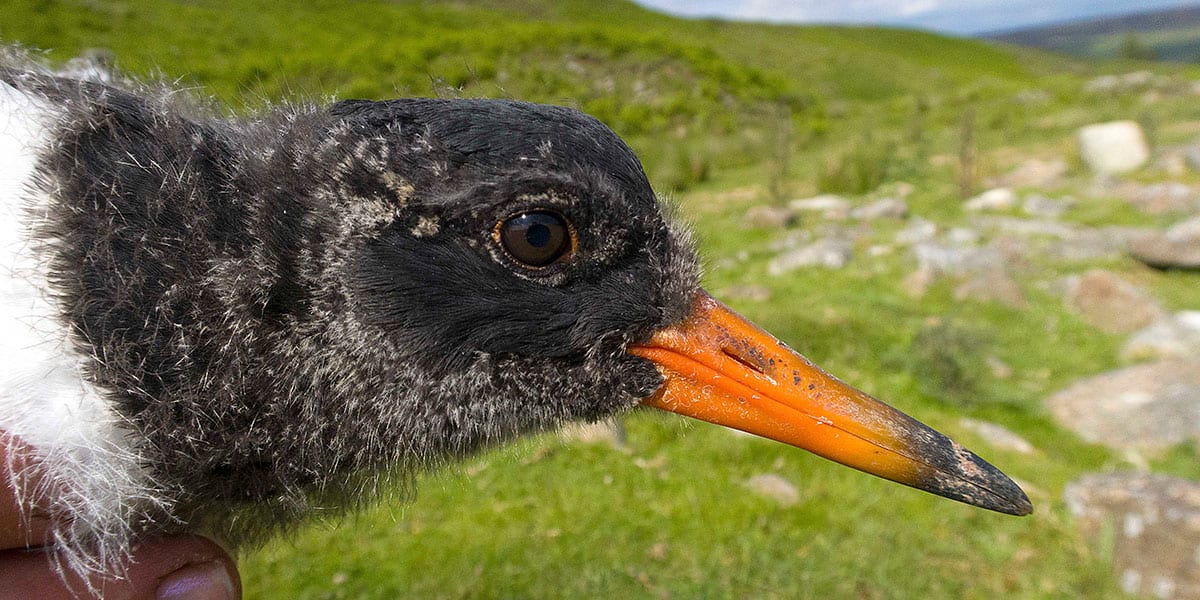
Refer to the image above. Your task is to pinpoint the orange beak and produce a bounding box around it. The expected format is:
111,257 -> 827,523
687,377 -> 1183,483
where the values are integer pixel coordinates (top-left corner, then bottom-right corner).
629,291 -> 1032,516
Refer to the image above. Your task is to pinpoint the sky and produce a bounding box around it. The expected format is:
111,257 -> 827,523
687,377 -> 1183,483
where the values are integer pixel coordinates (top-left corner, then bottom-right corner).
633,0 -> 1200,35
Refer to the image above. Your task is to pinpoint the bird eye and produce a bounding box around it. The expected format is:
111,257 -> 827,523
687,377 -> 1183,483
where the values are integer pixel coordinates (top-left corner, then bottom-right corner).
495,211 -> 574,269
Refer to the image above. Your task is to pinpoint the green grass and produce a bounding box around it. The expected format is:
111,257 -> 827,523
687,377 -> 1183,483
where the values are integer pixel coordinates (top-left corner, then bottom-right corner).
5,0 -> 1200,597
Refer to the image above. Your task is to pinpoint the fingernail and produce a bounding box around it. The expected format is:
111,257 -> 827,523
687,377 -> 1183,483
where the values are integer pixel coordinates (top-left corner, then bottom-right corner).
156,561 -> 237,600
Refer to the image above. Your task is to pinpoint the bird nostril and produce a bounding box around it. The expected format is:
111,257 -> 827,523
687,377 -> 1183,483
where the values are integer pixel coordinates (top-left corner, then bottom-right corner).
720,346 -> 772,382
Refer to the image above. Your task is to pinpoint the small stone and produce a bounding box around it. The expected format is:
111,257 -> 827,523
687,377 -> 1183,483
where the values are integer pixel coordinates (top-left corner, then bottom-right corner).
1170,215 -> 1200,241
965,188 -> 1018,212
912,242 -> 1003,276
788,194 -> 850,220
766,229 -> 813,253
747,473 -> 800,507
1022,194 -> 1074,218
1046,360 -> 1200,450
1124,182 -> 1198,216
1077,121 -> 1151,175
767,238 -> 853,274
895,218 -> 937,245
866,244 -> 893,257
1129,216 -> 1200,270
744,205 -> 796,229
1121,311 -> 1200,361
970,215 -> 1077,239
851,197 -> 908,220
946,227 -> 981,245
1044,226 -> 1152,263
1064,270 -> 1166,334
954,267 -> 1028,308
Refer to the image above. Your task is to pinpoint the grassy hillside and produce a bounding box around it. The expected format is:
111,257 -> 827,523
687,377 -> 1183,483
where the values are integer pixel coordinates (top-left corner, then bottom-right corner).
1,0 -> 1108,194
4,1 -> 1200,598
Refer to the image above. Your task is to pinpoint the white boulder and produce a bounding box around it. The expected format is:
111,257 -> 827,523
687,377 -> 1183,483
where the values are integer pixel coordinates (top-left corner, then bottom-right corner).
1077,121 -> 1150,175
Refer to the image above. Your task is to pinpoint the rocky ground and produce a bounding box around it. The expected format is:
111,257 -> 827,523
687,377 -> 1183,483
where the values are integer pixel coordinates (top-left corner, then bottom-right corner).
734,106 -> 1200,598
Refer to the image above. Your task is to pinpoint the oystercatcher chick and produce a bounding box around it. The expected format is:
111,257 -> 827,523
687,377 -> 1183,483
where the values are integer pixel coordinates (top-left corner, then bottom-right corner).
0,55 -> 1031,585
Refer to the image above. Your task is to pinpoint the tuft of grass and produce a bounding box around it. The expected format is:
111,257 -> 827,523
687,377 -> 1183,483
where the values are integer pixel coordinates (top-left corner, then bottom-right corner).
890,319 -> 992,408
817,135 -> 900,195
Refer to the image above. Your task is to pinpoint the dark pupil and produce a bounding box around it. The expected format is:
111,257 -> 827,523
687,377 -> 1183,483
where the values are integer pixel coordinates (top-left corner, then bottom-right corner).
501,211 -> 569,268
526,223 -> 551,248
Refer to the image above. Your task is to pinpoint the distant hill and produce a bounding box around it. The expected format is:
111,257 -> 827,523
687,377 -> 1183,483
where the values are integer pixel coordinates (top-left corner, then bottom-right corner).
984,5 -> 1200,62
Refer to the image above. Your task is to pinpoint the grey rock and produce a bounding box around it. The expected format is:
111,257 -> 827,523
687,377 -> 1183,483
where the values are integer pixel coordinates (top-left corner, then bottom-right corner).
995,157 -> 1068,188
954,267 -> 1028,308
851,197 -> 908,220
788,194 -> 850,220
1122,312 -> 1200,361
1046,360 -> 1200,450
746,474 -> 801,507
1172,215 -> 1200,241
768,238 -> 853,274
946,227 -> 981,245
912,242 -> 1003,276
964,188 -> 1018,212
971,215 -> 1077,239
1078,121 -> 1150,175
866,244 -> 894,257
1064,270 -> 1166,334
1046,226 -> 1154,263
1022,194 -> 1074,218
969,217 -> 1152,263
767,229 -> 814,253
1065,472 -> 1200,599
1130,216 -> 1200,270
895,218 -> 937,245
1124,182 -> 1199,216
744,205 -> 796,229
908,235 -> 1028,306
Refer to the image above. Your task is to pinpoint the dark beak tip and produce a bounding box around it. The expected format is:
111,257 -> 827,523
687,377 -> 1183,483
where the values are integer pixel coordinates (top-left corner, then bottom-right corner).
997,478 -> 1035,516
925,443 -> 1034,516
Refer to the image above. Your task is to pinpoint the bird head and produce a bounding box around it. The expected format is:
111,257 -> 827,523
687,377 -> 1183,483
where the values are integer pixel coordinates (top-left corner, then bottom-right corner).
307,97 -> 1030,516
